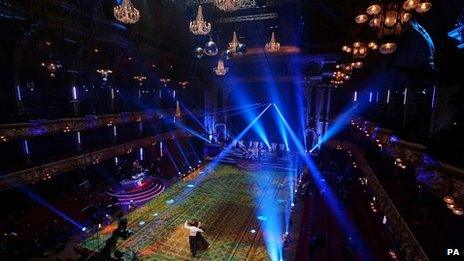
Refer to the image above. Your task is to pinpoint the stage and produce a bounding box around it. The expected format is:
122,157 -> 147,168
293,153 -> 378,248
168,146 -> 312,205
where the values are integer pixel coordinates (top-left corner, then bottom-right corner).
81,160 -> 297,260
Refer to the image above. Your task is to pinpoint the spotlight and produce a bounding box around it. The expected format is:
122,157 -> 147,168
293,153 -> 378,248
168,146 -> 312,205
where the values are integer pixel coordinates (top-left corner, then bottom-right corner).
139,220 -> 146,226
81,227 -> 87,232
250,229 -> 256,234
98,223 -> 102,229
152,212 -> 159,216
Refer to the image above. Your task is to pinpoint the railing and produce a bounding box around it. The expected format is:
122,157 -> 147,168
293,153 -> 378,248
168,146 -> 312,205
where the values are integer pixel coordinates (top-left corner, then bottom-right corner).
0,130 -> 190,190
328,140 -> 430,261
0,109 -> 202,143
351,118 -> 464,211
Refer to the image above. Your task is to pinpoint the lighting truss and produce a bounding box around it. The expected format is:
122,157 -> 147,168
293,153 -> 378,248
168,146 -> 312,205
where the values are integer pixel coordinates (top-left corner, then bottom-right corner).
219,13 -> 278,23
186,0 -> 256,9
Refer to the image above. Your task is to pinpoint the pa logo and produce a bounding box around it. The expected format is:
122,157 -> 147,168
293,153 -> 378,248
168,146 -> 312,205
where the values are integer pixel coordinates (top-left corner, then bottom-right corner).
447,249 -> 460,256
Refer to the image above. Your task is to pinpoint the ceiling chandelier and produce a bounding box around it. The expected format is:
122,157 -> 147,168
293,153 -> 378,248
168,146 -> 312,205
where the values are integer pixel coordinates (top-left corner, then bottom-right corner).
41,61 -> 62,78
189,5 -> 211,35
356,1 -> 432,37
113,0 -> 140,24
331,63 -> 353,86
265,32 -> 281,52
214,0 -> 242,12
134,75 -> 147,86
355,1 -> 431,54
160,78 -> 171,85
342,41 -> 378,59
213,59 -> 228,76
97,69 -> 113,81
379,42 -> 397,54
178,81 -> 189,88
227,31 -> 247,56
229,31 -> 240,52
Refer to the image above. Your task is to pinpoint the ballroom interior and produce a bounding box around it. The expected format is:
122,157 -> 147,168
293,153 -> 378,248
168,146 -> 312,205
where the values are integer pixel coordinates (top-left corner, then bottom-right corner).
0,0 -> 463,260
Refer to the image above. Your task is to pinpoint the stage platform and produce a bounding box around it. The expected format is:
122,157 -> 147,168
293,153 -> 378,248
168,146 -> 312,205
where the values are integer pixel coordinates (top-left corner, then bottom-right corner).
81,161 -> 297,260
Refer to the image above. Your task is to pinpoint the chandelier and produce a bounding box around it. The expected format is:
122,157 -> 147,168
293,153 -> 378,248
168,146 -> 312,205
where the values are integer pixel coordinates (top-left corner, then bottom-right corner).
228,31 -> 240,52
214,0 -> 242,12
114,0 -> 140,24
342,41 -> 378,59
178,81 -> 189,88
97,69 -> 113,81
331,63 -> 353,86
379,42 -> 397,54
41,61 -> 62,78
213,59 -> 228,76
189,5 -> 211,35
160,78 -> 171,85
134,75 -> 147,86
265,32 -> 281,52
355,1 -> 431,38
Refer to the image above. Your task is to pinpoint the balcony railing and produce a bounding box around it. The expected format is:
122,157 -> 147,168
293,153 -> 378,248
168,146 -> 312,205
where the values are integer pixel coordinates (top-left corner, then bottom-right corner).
0,130 -> 190,191
0,109 -> 202,143
328,140 -> 429,261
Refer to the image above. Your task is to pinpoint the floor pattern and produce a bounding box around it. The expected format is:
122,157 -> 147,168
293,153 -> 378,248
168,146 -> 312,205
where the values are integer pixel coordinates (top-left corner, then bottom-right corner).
82,164 -> 294,260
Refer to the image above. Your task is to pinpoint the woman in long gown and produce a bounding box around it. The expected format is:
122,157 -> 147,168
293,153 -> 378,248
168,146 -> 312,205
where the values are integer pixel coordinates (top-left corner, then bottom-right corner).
195,222 -> 209,251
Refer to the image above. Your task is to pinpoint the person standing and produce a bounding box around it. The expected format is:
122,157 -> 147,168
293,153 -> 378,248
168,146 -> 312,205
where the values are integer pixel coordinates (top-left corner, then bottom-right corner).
184,221 -> 204,257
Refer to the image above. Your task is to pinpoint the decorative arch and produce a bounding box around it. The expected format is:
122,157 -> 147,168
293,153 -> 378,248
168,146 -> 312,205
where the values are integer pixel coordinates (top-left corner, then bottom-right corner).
410,20 -> 436,69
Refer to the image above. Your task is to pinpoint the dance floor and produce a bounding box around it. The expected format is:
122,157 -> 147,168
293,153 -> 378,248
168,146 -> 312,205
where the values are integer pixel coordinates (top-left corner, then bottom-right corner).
82,163 -> 295,260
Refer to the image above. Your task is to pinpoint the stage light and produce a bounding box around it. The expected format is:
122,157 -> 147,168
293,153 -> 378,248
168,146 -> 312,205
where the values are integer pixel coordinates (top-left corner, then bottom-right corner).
139,221 -> 146,226
82,227 -> 87,232
250,229 -> 256,234
273,103 -> 368,255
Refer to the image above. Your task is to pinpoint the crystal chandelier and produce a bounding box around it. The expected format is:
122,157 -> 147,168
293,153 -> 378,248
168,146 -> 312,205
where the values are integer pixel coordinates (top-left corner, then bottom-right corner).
41,61 -> 62,78
114,0 -> 140,24
134,75 -> 147,86
265,32 -> 281,52
97,69 -> 113,81
189,5 -> 211,35
214,0 -> 242,12
178,81 -> 189,89
213,59 -> 228,76
355,1 -> 431,38
228,31 -> 240,52
160,78 -> 171,85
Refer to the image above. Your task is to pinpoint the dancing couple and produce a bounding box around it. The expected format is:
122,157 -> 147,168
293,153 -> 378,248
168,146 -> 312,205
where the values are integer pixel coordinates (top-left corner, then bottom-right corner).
184,220 -> 209,257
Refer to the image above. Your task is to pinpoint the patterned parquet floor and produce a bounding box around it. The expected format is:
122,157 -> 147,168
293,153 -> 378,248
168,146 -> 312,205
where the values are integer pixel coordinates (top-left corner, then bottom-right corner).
82,164 -> 293,260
